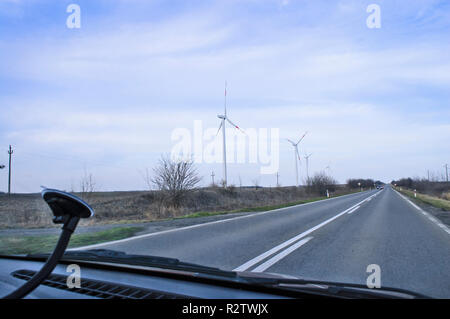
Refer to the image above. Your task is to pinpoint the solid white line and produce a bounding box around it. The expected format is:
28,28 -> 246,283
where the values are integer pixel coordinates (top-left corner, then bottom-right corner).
71,190 -> 375,251
393,189 -> 450,236
233,192 -> 379,272
252,237 -> 313,272
428,216 -> 439,223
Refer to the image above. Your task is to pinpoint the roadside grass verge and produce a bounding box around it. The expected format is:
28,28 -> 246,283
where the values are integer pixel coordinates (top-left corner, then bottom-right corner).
0,190 -> 366,255
176,191 -> 363,219
0,226 -> 144,255
83,192 -> 363,223
177,198 -> 324,219
397,188 -> 450,211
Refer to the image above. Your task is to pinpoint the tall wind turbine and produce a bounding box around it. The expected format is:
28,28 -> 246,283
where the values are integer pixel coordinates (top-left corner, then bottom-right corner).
304,152 -> 313,181
286,131 -> 307,187
216,82 -> 246,187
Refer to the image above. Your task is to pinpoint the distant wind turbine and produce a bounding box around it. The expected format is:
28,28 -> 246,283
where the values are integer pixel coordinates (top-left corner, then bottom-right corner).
286,131 -> 308,187
304,152 -> 313,181
216,81 -> 246,187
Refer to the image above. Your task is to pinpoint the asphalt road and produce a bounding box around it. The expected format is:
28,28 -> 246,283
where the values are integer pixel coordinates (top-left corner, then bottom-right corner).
76,186 -> 450,298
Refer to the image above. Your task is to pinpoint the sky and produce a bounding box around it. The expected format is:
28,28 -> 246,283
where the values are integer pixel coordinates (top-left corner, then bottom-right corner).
0,0 -> 449,193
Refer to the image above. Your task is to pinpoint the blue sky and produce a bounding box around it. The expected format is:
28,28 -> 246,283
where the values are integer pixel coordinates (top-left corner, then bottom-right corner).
0,0 -> 449,192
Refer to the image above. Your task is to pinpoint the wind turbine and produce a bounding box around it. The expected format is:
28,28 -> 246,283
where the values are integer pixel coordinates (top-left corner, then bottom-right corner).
216,81 -> 246,187
286,131 -> 307,187
304,152 -> 313,181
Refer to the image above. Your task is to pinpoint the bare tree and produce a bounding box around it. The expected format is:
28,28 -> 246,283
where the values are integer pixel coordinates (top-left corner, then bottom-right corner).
151,155 -> 201,208
306,171 -> 337,195
80,169 -> 96,200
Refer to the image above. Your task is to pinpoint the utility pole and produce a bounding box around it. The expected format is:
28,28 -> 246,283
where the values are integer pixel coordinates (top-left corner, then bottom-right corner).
445,164 -> 449,182
427,170 -> 430,181
211,171 -> 215,186
276,172 -> 280,187
8,145 -> 13,195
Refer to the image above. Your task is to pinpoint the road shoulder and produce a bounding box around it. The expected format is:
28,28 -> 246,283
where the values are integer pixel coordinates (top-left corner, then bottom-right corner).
394,189 -> 450,235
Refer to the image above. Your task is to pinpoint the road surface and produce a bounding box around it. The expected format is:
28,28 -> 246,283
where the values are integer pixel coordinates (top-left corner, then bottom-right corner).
76,186 -> 450,298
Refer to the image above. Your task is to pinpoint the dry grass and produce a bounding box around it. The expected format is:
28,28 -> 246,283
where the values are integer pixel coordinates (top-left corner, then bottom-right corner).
0,226 -> 144,255
398,188 -> 450,211
442,192 -> 450,201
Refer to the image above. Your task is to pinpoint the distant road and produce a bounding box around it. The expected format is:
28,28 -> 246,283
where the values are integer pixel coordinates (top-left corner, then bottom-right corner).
76,186 -> 450,298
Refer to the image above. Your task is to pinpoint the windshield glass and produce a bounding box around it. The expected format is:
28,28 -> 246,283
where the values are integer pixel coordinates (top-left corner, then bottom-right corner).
1,0 -> 449,299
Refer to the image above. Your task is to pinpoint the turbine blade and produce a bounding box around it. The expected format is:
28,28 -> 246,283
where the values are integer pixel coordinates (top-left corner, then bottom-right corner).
286,138 -> 295,145
226,117 -> 246,135
224,81 -> 227,116
295,146 -> 301,163
296,131 -> 308,145
216,121 -> 223,136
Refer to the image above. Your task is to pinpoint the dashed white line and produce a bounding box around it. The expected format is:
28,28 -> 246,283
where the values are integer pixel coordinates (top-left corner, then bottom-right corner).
346,205 -> 360,214
234,192 -> 380,272
252,237 -> 313,272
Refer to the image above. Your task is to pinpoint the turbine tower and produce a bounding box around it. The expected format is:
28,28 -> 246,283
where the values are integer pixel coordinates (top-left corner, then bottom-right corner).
304,152 -> 313,181
286,131 -> 307,187
216,82 -> 245,187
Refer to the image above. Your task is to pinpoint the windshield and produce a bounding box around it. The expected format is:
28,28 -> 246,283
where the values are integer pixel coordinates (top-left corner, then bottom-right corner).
1,0 -> 449,299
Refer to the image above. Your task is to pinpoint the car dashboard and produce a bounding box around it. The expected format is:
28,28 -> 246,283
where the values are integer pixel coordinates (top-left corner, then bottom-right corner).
0,257 -> 289,299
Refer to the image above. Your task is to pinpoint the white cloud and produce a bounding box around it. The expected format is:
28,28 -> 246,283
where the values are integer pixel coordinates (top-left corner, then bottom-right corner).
1,0 -> 449,192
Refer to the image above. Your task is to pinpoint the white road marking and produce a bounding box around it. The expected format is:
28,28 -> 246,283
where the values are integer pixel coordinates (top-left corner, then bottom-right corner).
394,189 -> 450,236
71,190 -> 375,251
346,206 -> 360,214
428,216 -> 439,223
233,192 -> 380,272
252,237 -> 313,272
